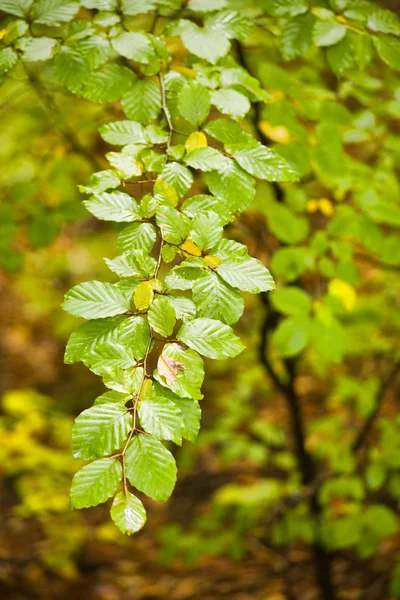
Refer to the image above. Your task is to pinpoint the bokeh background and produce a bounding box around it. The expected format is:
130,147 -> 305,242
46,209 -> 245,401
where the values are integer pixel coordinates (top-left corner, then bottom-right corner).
1,1 -> 400,599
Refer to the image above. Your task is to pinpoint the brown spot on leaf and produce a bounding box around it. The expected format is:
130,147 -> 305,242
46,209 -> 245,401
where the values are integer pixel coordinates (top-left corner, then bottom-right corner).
158,355 -> 185,386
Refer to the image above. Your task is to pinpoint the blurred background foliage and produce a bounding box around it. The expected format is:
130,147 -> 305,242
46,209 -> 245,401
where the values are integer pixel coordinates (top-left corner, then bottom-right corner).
1,0 -> 400,599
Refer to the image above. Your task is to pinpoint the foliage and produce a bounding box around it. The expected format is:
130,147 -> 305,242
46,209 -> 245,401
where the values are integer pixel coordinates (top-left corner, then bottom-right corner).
0,0 -> 400,598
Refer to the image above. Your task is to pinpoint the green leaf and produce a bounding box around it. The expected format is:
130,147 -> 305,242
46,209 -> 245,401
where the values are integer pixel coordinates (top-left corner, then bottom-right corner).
213,238 -> 248,261
72,403 -> 131,460
83,344 -> 136,375
110,491 -> 146,535
94,391 -> 131,406
177,317 -> 244,359
81,317 -> 150,374
211,89 -> 251,119
122,79 -> 162,124
63,281 -> 131,319
264,0 -> 308,17
217,257 -> 275,294
206,160 -> 256,213
192,271 -> 244,325
155,342 -> 204,400
312,122 -> 346,179
205,10 -> 252,41
167,295 -> 196,320
105,250 -> 156,278
204,118 -> 246,144
182,194 -> 233,224
77,34 -> 111,69
272,315 -> 311,358
125,434 -> 177,502
0,47 -> 18,75
111,32 -> 155,63
82,1 -> 117,11
118,222 -> 157,254
53,48 -> 90,94
188,0 -> 227,11
84,191 -> 141,222
32,0 -> 79,26
189,211 -> 223,251
102,367 -> 143,395
80,64 -> 136,103
138,396 -> 183,444
326,34 -> 355,76
178,81 -> 211,127
374,35 -> 400,71
265,201 -> 309,244
65,315 -> 128,364
165,261 -> 206,291
281,13 -> 314,60
184,147 -> 229,172
99,121 -> 148,146
169,396 -> 201,442
0,0 -> 33,17
180,20 -> 231,64
153,382 -> 201,443
313,19 -> 346,47
270,287 -> 312,316
121,0 -> 157,14
219,68 -> 272,102
367,7 -> 400,35
148,296 -> 176,337
311,306 -> 346,363
19,37 -> 57,62
71,458 -> 122,509
227,141 -> 299,182
106,145 -> 144,179
156,205 -> 190,244
79,170 -> 121,195
160,162 -> 193,197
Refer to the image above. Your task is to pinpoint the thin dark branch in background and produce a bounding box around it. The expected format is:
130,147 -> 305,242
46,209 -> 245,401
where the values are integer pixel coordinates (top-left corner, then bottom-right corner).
237,39 -> 338,599
352,364 -> 400,454
259,293 -> 337,600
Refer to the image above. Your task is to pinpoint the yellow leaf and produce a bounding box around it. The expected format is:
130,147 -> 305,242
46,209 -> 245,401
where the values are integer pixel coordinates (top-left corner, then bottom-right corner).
185,131 -> 208,153
258,121 -> 291,144
307,198 -> 334,216
319,198 -> 334,216
203,255 -> 221,269
307,199 -> 319,213
328,279 -> 357,312
182,240 -> 202,256
134,281 -> 154,311
153,178 -> 178,207
170,64 -> 196,79
149,278 -> 163,292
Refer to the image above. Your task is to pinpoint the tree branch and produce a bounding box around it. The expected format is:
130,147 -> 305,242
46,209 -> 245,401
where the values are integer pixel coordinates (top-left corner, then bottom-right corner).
352,363 -> 400,454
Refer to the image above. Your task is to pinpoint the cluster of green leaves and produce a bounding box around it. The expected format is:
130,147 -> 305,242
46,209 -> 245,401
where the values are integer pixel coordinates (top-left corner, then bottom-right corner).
261,0 -> 400,76
1,5 -> 399,590
0,0 -> 306,534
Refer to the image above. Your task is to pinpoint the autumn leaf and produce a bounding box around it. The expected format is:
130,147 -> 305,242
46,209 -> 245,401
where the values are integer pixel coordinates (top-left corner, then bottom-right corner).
157,354 -> 185,386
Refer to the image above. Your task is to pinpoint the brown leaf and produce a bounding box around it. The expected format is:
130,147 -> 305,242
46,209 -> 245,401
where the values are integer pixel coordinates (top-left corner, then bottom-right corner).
158,355 -> 185,386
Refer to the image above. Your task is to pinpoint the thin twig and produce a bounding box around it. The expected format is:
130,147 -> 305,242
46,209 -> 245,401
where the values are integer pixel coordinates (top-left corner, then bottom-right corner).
352,364 -> 400,454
